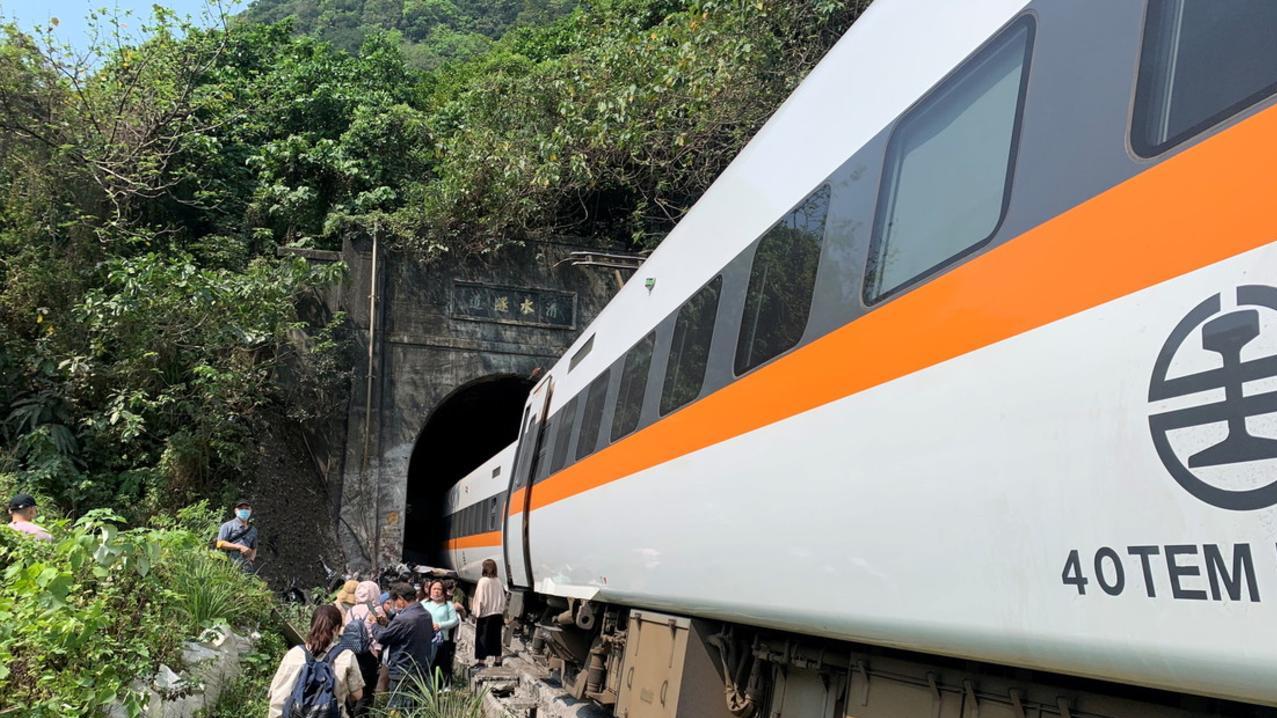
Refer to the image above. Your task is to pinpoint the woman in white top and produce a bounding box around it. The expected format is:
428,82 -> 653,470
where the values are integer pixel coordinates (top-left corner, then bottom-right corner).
471,559 -> 507,665
268,604 -> 365,718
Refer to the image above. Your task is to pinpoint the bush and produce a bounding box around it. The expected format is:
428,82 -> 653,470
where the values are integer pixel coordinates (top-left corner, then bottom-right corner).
376,669 -> 486,718
0,508 -> 275,717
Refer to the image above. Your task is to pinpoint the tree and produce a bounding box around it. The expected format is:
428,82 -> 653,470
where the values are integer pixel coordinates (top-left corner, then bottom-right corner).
398,0 -> 870,253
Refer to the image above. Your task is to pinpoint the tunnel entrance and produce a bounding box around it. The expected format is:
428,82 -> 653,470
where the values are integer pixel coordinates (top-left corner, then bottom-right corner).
403,374 -> 534,563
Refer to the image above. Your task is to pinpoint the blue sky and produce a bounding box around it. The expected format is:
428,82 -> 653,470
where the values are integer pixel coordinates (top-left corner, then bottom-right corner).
0,0 -> 236,55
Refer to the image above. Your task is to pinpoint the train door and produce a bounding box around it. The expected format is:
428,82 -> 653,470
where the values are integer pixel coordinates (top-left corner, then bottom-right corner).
502,376 -> 552,590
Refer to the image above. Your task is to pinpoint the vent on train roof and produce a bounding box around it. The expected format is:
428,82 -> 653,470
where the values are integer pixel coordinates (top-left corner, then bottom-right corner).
569,334 -> 594,371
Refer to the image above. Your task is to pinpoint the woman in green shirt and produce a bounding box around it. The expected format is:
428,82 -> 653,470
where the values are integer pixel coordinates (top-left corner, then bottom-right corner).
423,580 -> 460,685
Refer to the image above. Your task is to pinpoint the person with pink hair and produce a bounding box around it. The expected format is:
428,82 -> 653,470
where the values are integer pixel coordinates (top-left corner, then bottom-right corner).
342,580 -> 384,716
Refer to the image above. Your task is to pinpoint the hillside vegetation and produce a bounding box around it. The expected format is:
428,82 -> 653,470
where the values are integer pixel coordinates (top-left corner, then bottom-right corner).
239,0 -> 579,67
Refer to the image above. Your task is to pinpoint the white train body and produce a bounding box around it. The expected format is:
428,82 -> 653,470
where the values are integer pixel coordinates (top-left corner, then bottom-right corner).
441,443 -> 513,583
440,0 -> 1277,708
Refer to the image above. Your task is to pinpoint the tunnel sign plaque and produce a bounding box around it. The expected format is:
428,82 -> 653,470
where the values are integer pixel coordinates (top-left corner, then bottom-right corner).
451,280 -> 576,329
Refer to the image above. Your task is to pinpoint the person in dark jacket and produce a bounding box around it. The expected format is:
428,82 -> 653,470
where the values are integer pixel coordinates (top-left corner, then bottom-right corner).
371,582 -> 435,708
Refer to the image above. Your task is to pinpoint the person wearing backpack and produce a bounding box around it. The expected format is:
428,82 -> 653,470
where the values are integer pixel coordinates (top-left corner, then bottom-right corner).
268,604 -> 365,718
341,581 -> 382,717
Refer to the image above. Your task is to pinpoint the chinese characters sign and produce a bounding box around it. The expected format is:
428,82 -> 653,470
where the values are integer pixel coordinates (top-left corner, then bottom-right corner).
451,281 -> 576,329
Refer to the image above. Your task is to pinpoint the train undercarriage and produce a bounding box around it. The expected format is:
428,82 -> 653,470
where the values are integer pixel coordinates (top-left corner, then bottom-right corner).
503,594 -> 1268,718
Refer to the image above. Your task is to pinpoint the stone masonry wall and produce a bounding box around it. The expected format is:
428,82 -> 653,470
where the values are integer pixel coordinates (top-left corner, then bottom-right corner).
335,237 -> 616,570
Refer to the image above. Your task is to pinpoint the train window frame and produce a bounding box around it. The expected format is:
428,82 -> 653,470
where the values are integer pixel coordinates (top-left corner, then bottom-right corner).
610,331 -> 656,442
575,371 -> 611,461
1131,1 -> 1277,158
734,184 -> 832,376
661,275 -> 723,415
863,14 -> 1035,306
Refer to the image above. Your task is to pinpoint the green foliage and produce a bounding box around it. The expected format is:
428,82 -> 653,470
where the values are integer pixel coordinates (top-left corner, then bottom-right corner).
0,9 -> 360,520
404,0 -> 870,252
239,0 -> 578,67
375,668 -> 487,718
0,510 -> 274,717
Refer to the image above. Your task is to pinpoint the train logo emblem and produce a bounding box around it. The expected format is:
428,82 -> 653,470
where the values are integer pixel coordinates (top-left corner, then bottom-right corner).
1149,285 -> 1277,510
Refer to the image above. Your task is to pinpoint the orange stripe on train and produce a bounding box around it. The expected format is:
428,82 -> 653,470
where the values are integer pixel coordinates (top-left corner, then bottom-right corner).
446,530 -> 502,550
509,101 -> 1277,516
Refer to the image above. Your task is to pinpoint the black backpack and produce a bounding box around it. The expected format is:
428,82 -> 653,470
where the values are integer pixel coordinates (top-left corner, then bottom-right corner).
282,647 -> 341,718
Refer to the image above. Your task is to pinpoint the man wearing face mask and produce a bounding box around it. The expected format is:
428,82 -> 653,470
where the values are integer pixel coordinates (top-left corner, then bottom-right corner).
215,499 -> 258,571
371,582 -> 434,709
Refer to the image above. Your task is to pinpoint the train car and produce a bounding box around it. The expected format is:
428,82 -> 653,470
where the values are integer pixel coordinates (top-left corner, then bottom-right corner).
440,443 -> 514,583
442,1 -> 1277,715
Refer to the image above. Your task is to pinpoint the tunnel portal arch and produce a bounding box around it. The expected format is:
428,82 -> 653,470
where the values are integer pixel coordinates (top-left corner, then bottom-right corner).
403,373 -> 534,562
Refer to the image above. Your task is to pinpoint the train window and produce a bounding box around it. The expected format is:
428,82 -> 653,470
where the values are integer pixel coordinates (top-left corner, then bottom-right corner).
611,331 -> 656,442
575,372 -> 611,461
865,17 -> 1033,304
1132,1 -> 1277,156
662,276 -> 722,414
488,497 -> 498,531
549,396 -> 579,475
735,185 -> 830,375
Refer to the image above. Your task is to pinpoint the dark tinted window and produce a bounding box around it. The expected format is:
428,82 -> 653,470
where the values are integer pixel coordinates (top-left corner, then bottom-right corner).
661,276 -> 722,414
533,423 -> 552,483
576,372 -> 611,460
735,185 -> 830,375
549,397 -> 578,474
1133,1 -> 1277,156
610,332 -> 655,441
866,18 -> 1032,303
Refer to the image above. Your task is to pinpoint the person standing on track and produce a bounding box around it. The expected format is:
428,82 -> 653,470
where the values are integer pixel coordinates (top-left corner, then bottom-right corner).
471,559 -> 507,665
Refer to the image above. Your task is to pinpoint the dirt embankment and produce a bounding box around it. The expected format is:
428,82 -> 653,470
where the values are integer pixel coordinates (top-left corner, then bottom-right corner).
239,414 -> 346,593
